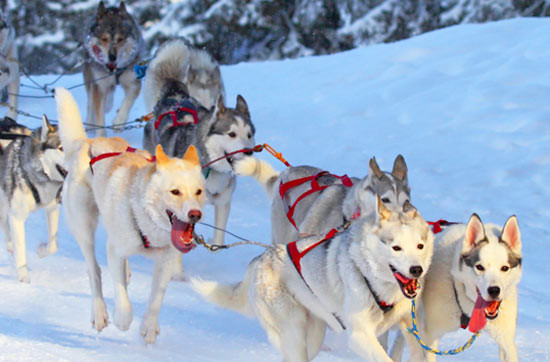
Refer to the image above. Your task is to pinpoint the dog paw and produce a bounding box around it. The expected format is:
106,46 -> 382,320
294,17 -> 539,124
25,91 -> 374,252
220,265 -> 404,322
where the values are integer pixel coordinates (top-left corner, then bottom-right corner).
37,242 -> 58,258
171,271 -> 188,282
16,267 -> 30,283
140,316 -> 160,344
92,298 -> 109,332
113,305 -> 133,331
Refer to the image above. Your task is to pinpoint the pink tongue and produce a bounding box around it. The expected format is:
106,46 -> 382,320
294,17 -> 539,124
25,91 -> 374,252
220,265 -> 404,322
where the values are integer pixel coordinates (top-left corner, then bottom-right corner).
468,294 -> 491,333
170,217 -> 195,254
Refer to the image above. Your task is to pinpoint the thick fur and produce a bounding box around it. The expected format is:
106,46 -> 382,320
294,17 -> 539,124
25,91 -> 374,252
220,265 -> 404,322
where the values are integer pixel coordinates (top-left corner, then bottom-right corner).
192,198 -> 434,362
0,116 -> 65,282
0,116 -> 32,151
393,214 -> 522,362
82,1 -> 144,136
56,87 -> 206,344
0,7 -> 19,120
143,45 -> 255,246
143,38 -> 225,111
236,155 -> 410,244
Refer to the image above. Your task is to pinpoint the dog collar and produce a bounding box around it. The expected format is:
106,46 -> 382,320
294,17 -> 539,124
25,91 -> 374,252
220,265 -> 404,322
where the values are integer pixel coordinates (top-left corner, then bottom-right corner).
453,282 -> 471,329
363,275 -> 394,313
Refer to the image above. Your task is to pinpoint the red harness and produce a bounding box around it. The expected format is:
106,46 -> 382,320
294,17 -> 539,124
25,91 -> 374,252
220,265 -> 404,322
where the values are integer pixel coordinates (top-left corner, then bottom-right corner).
279,171 -> 353,230
89,147 -> 156,174
154,106 -> 199,130
428,219 -> 457,234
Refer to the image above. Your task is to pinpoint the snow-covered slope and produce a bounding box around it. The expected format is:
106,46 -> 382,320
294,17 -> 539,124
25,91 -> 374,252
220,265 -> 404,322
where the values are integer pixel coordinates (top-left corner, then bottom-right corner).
0,18 -> 548,361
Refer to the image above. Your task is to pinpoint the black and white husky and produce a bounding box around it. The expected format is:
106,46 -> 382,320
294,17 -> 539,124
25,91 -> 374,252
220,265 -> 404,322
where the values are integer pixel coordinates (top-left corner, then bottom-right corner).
0,116 -> 66,283
0,6 -> 19,120
143,38 -> 255,246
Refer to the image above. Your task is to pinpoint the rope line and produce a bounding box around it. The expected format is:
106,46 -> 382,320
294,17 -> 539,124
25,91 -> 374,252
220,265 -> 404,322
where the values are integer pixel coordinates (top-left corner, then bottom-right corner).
194,222 -> 272,252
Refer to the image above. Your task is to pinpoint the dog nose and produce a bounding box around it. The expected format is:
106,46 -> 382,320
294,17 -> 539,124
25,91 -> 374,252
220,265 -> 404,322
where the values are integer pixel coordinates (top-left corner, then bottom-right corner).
409,266 -> 423,278
187,209 -> 202,223
487,286 -> 500,299
108,51 -> 117,62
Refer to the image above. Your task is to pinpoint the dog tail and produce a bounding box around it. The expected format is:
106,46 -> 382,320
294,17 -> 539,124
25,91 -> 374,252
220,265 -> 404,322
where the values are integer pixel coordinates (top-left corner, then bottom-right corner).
55,87 -> 86,161
234,157 -> 280,199
143,39 -> 190,112
189,261 -> 256,317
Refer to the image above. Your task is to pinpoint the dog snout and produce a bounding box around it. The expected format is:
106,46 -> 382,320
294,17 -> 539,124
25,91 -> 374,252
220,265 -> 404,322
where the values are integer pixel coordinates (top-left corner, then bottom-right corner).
487,286 -> 500,299
187,209 -> 202,223
108,49 -> 117,62
409,265 -> 423,278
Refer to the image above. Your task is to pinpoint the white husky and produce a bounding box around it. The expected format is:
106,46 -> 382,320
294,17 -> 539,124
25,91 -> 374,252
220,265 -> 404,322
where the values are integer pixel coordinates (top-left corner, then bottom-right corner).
191,195 -> 433,361
394,213 -> 521,362
55,87 -> 206,344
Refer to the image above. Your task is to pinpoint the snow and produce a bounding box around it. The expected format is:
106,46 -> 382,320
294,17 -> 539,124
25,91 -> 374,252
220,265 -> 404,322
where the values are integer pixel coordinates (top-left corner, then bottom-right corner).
0,17 -> 549,361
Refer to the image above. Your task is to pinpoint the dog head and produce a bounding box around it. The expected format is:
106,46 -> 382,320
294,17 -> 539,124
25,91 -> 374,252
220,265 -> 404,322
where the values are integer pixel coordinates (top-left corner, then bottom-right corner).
144,145 -> 205,253
458,214 -> 522,314
364,195 -> 433,299
185,64 -> 224,110
203,95 -> 256,173
86,2 -> 141,72
35,115 -> 67,182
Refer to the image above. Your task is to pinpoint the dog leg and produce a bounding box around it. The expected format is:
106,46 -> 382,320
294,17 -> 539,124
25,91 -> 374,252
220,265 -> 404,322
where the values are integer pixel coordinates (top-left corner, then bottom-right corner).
397,318 -> 427,362
347,309 -> 393,362
107,241 -> 133,331
0,204 -> 12,254
112,70 -> 140,129
212,199 -> 231,246
305,314 -> 326,361
37,202 -> 59,258
92,84 -> 107,137
140,250 -> 179,344
486,314 -> 519,362
9,212 -> 29,283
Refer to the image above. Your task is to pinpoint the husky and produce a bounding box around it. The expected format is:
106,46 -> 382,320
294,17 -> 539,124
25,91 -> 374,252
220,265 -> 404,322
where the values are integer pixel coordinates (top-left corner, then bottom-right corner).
83,1 -> 144,136
55,87 -> 206,344
0,116 -> 31,151
143,41 -> 255,246
143,38 -> 225,112
235,155 -> 410,244
0,116 -> 66,283
0,6 -> 19,120
392,213 -> 522,362
191,195 -> 433,361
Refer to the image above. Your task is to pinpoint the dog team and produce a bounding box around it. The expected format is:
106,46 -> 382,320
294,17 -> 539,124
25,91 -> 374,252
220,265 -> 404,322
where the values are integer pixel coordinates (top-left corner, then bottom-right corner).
0,2 -> 522,361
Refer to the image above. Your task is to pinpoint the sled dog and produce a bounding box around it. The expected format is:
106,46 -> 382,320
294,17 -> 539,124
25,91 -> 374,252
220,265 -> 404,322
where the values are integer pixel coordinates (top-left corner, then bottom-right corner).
0,116 -> 31,151
55,87 -> 205,344
0,116 -> 66,282
191,196 -> 433,362
143,38 -> 225,111
143,42 -> 255,245
393,213 -> 522,362
0,6 -> 19,120
236,155 -> 410,244
83,1 -> 144,136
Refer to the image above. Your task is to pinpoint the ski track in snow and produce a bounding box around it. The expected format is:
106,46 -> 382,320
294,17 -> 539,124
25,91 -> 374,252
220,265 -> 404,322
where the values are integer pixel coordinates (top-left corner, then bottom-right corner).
0,18 -> 548,361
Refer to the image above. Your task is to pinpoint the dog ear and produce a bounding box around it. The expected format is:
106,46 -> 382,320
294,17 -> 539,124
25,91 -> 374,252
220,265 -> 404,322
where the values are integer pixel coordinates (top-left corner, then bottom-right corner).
500,215 -> 521,254
216,95 -> 226,114
97,1 -> 106,17
369,157 -> 383,179
41,115 -> 53,142
183,145 -> 200,167
463,213 -> 486,253
155,144 -> 170,166
376,194 -> 391,221
402,200 -> 417,219
392,154 -> 408,182
119,2 -> 127,13
236,95 -> 249,117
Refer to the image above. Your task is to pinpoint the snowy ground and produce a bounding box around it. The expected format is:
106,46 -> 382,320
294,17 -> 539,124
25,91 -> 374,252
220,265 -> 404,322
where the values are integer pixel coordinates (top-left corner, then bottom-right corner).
0,17 -> 548,361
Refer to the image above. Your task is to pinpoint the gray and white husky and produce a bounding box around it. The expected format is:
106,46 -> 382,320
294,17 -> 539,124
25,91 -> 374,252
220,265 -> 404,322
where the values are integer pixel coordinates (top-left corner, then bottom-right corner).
143,39 -> 255,246
143,38 -> 225,112
393,213 -> 522,362
191,195 -> 433,362
0,116 -> 66,283
0,116 -> 31,151
0,6 -> 19,120
83,1 -> 144,136
236,155 -> 410,244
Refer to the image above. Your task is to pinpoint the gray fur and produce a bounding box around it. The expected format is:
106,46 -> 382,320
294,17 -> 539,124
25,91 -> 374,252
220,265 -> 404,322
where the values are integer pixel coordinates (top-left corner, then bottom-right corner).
0,7 -> 19,120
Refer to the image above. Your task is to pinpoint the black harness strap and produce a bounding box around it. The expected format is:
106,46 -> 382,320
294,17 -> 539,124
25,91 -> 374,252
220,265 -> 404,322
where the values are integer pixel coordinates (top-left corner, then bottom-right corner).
363,275 -> 394,313
453,282 -> 470,329
25,179 -> 41,205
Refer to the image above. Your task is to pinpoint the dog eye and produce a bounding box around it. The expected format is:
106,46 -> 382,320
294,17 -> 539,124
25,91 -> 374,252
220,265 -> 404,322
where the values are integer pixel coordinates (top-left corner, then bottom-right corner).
196,189 -> 202,196
501,266 -> 509,272
392,246 -> 402,252
170,189 -> 181,196
228,132 -> 236,138
475,264 -> 485,272
117,38 -> 124,44
247,133 -> 252,139
417,244 -> 424,250
381,197 -> 391,203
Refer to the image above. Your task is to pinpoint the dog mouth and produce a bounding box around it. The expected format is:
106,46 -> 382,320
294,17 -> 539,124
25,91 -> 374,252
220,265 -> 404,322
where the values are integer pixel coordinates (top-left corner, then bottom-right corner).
56,164 -> 68,179
166,210 -> 196,254
106,63 -> 117,72
390,265 -> 418,299
224,151 -> 234,166
467,288 -> 502,333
